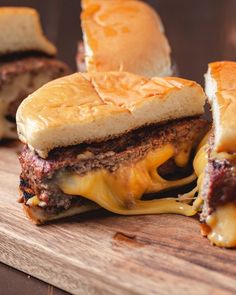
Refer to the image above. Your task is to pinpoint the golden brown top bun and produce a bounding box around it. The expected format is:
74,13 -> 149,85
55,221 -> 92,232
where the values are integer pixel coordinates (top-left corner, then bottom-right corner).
0,7 -> 56,56
16,71 -> 206,158
80,0 -> 171,77
205,61 -> 236,153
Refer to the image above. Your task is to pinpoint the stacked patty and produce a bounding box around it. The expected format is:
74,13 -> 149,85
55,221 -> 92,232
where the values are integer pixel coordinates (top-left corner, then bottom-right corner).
201,132 -> 236,221
19,117 -> 207,215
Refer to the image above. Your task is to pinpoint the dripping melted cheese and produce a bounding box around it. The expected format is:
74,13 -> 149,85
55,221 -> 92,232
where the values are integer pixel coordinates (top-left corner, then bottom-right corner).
192,132 -> 236,247
57,144 -> 197,216
206,203 -> 236,247
179,132 -> 209,208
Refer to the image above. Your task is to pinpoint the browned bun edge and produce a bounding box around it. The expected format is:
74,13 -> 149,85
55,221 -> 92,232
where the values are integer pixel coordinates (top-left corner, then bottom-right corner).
205,61 -> 236,153
16,72 -> 206,158
22,203 -> 99,225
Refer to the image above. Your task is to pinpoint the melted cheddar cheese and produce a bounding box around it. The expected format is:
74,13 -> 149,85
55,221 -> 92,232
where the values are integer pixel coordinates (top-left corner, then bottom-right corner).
192,142 -> 208,210
179,132 -> 209,207
57,144 -> 197,216
206,203 -> 236,247
192,131 -> 236,247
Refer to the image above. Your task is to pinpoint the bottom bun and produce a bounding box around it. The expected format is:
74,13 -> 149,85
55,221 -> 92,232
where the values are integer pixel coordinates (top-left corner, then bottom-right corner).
22,203 -> 99,225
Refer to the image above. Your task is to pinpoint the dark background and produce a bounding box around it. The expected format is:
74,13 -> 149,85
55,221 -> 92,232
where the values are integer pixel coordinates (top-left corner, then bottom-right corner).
0,0 -> 235,84
0,1 -> 236,294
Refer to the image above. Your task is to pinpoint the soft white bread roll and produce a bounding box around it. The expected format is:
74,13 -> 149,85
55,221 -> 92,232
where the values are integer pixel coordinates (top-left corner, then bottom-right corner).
80,0 -> 171,77
0,7 -> 56,56
16,71 -> 206,158
205,61 -> 236,153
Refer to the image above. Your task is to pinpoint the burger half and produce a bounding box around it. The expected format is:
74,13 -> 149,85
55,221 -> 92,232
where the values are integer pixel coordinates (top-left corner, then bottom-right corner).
16,71 -> 207,224
191,61 -> 236,247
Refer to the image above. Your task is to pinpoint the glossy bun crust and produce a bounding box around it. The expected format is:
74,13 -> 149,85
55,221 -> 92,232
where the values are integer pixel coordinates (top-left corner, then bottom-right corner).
0,7 -> 56,56
205,61 -> 236,153
16,71 -> 206,158
80,0 -> 172,77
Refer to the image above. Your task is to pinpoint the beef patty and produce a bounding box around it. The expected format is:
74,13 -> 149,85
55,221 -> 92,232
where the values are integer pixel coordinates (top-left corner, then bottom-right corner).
19,117 -> 208,214
19,118 -> 207,212
201,132 -> 236,221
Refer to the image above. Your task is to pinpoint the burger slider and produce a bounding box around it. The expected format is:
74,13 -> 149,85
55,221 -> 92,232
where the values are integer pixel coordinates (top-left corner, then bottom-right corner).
16,72 -> 207,224
192,61 -> 236,247
77,0 -> 172,76
0,7 -> 69,139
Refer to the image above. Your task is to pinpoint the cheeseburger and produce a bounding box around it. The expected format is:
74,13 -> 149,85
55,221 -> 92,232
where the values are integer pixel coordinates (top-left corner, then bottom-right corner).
16,71 -> 207,224
0,7 -> 69,139
191,61 -> 236,248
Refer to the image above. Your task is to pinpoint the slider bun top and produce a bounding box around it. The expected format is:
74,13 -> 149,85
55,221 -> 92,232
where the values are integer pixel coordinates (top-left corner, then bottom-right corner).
205,61 -> 236,153
16,71 -> 206,158
80,0 -> 171,77
0,7 -> 56,56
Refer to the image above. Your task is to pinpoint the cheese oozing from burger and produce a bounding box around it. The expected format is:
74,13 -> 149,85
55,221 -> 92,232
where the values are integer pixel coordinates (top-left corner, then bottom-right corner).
17,71 -> 207,224
57,144 -> 197,216
195,61 -> 236,248
191,130 -> 236,247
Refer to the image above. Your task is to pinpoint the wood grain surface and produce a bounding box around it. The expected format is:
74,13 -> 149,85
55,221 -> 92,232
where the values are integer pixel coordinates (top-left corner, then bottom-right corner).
0,141 -> 235,295
0,0 -> 236,294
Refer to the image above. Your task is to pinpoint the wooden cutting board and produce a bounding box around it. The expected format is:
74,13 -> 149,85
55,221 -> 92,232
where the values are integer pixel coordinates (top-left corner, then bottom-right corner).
0,141 -> 235,295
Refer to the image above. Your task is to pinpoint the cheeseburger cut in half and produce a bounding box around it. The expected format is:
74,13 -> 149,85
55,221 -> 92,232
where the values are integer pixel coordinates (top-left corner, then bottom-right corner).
0,7 -> 69,139
77,0 -> 172,77
192,62 -> 236,248
16,72 -> 207,224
